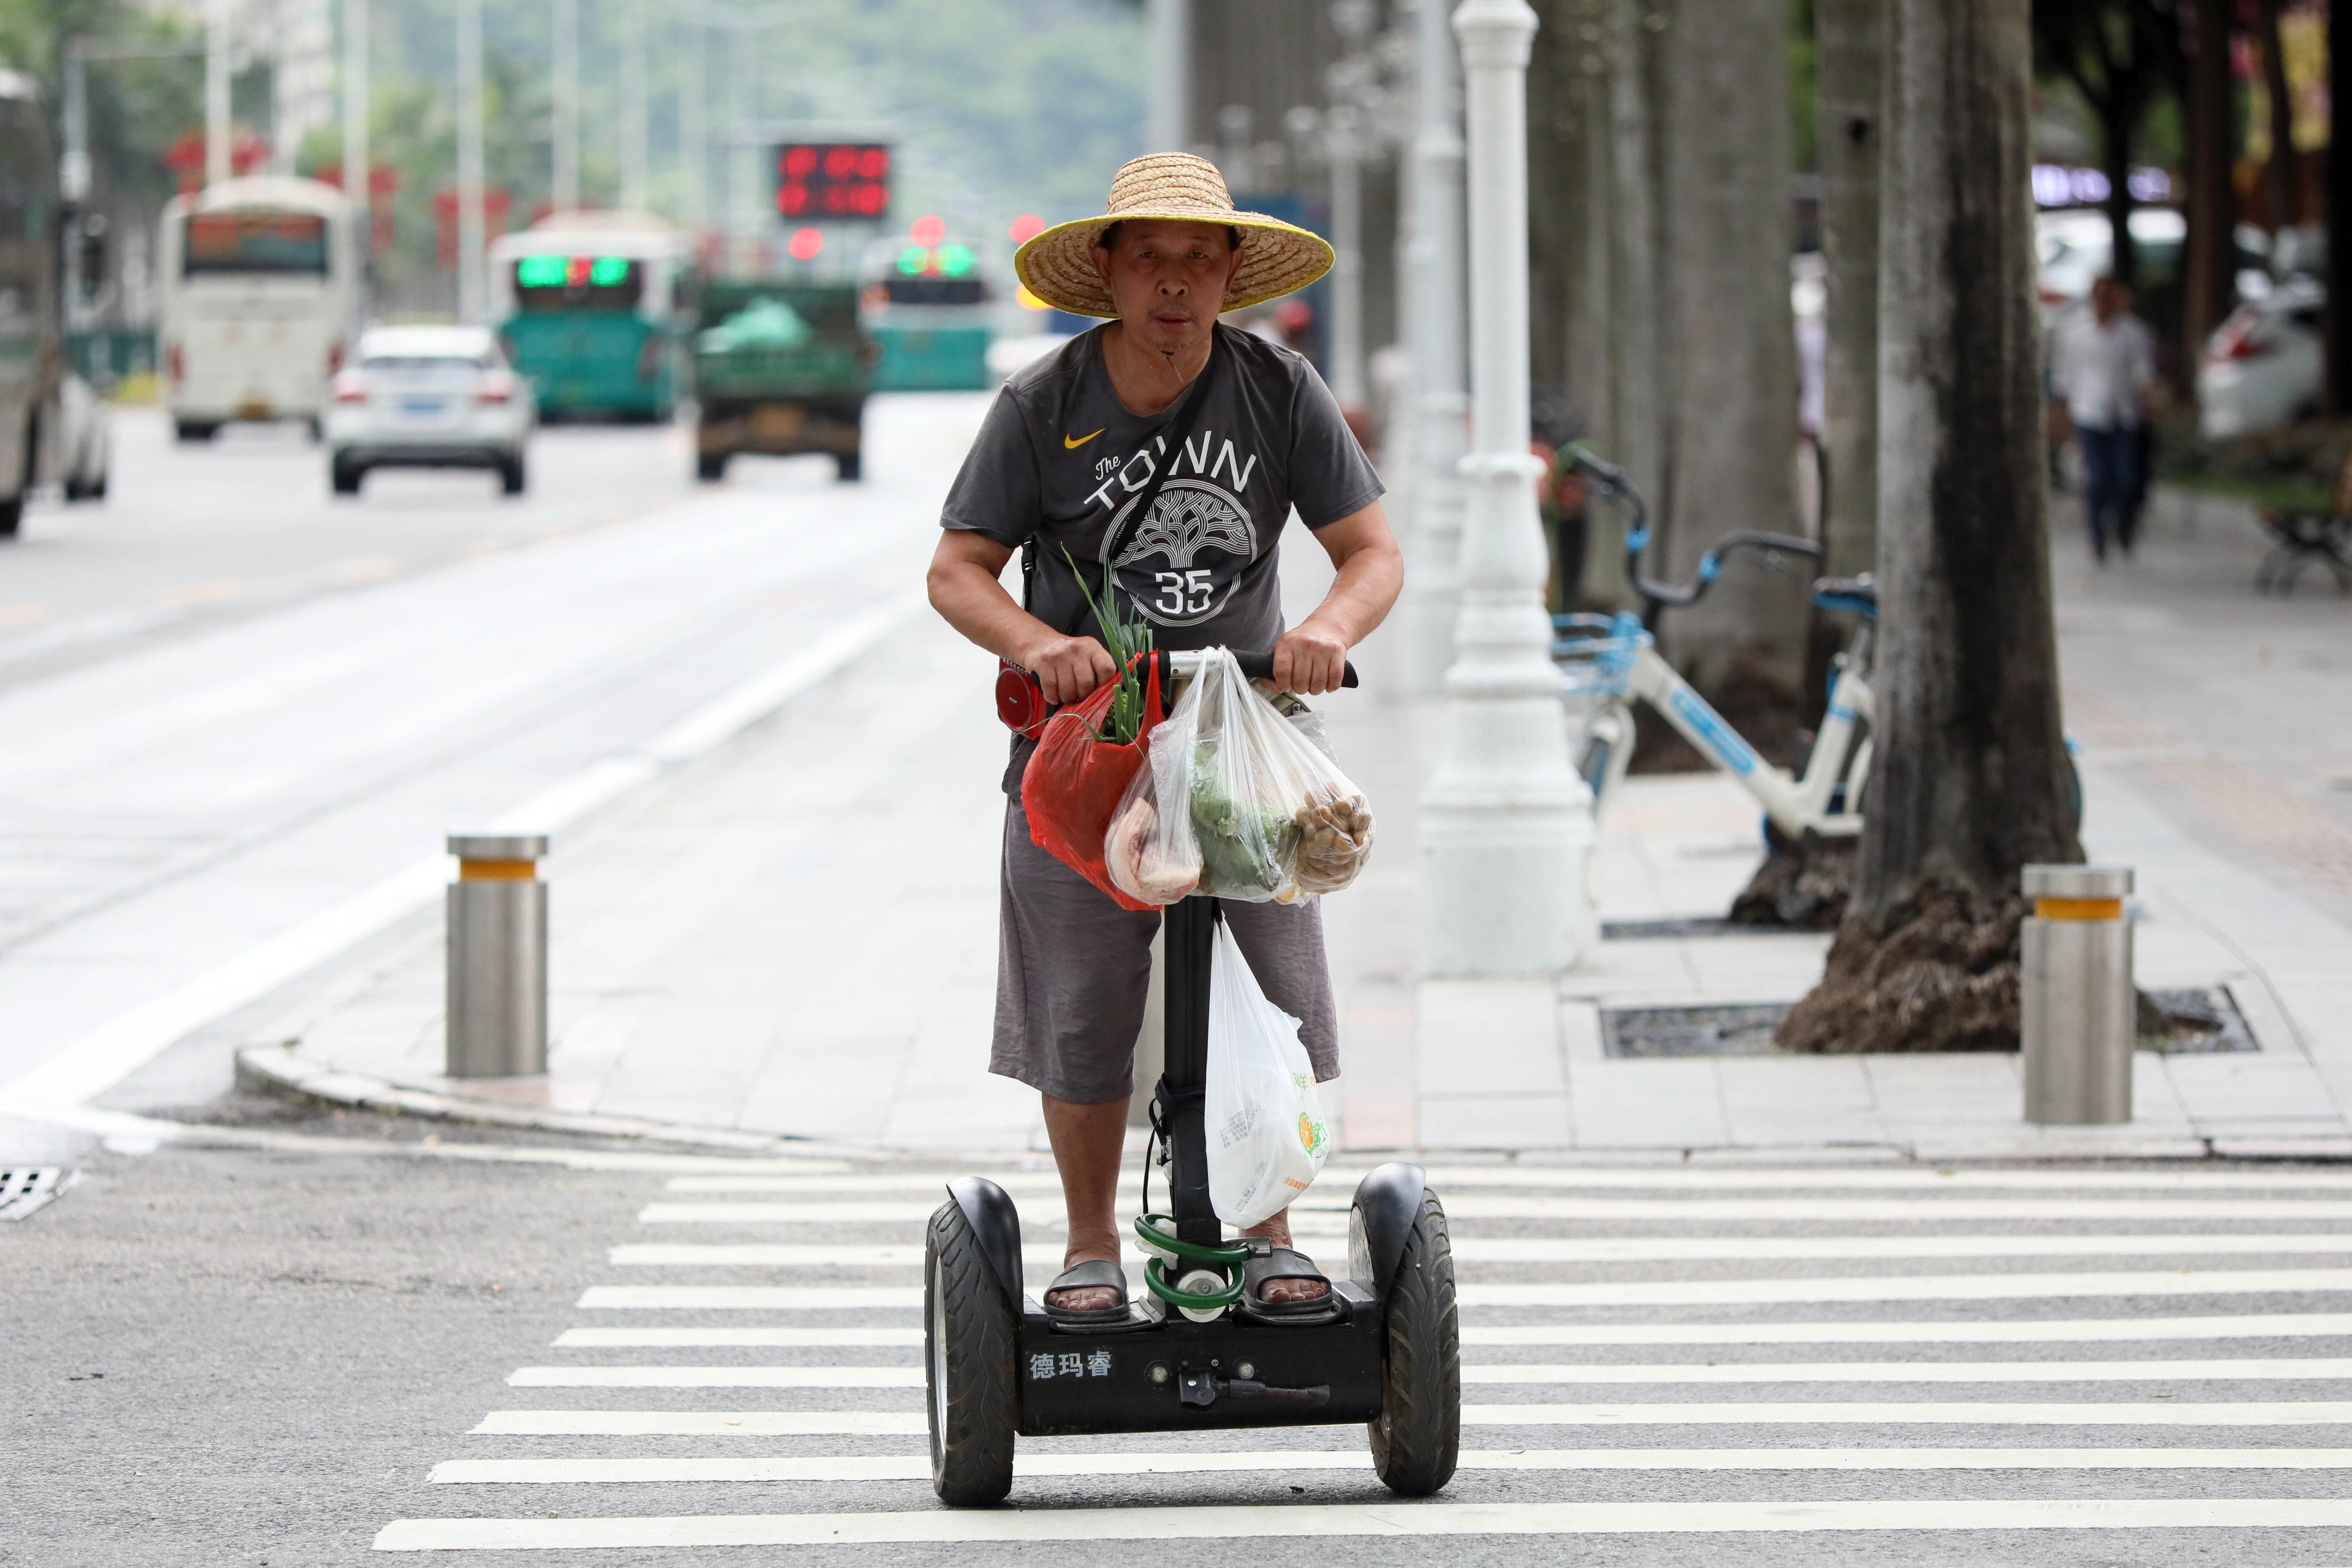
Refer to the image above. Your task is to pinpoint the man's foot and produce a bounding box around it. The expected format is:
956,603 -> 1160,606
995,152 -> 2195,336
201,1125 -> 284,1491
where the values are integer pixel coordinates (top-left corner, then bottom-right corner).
1044,1251 -> 1124,1314
1240,1214 -> 1328,1305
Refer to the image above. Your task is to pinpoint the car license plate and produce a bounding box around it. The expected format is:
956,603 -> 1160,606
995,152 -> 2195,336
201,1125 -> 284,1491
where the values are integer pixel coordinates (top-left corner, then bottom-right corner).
401,397 -> 447,417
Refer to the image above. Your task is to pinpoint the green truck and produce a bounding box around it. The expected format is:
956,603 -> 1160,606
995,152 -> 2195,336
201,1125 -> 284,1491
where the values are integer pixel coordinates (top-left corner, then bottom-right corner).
690,281 -> 875,483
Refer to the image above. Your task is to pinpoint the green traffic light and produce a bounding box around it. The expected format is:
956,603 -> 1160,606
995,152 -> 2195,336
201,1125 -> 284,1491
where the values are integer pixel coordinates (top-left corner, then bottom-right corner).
896,245 -> 929,275
588,256 -> 629,286
938,244 -> 974,276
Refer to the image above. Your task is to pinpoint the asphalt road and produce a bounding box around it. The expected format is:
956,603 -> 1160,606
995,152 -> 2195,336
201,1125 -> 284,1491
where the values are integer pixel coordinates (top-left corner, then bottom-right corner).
11,1100 -> 2352,1566
0,399 -> 991,1164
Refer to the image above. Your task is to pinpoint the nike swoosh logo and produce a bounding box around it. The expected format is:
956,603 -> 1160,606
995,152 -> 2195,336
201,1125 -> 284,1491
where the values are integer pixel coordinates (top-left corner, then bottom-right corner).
1064,428 -> 1105,449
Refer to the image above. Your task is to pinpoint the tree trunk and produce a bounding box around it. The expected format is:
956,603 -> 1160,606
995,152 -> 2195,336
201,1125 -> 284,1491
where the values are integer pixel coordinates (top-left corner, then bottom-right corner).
1777,0 -> 2081,1055
2256,0 -> 2296,237
1653,0 -> 1804,752
2180,0 -> 2237,368
2100,101 -> 2138,288
1813,0 -> 1883,585
2328,0 -> 2352,411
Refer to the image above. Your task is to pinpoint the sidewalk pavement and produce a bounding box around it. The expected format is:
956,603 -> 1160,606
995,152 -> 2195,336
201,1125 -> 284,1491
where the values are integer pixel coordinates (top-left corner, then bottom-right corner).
250,484 -> 2352,1159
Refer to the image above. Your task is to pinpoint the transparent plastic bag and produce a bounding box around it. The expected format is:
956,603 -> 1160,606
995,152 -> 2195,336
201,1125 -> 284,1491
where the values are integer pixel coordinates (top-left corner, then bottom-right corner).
1205,919 -> 1332,1228
1103,648 -> 1375,906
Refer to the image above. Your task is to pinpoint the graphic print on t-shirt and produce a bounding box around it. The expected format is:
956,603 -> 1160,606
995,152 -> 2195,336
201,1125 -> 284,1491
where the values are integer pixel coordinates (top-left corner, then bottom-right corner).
1085,426 -> 1263,628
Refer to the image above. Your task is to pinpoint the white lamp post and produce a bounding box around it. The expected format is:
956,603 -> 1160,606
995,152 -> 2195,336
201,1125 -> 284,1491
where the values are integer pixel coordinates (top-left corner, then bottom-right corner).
1404,0 -> 1468,694
621,0 -> 650,212
342,0 -> 368,229
552,0 -> 581,214
1419,0 -> 1593,978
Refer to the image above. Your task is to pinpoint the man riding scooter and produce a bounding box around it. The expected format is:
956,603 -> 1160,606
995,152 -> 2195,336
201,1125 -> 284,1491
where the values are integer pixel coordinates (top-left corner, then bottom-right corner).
925,153 -> 1404,1325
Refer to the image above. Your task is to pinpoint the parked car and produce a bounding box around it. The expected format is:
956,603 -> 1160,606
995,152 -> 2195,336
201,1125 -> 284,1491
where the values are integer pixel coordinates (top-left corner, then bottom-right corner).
325,325 -> 534,495
2196,274 -> 2325,441
2036,206 -> 2186,323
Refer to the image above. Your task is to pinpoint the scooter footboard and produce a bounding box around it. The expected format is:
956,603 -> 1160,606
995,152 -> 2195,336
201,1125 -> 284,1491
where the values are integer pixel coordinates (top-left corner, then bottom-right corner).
1014,1285 -> 1385,1436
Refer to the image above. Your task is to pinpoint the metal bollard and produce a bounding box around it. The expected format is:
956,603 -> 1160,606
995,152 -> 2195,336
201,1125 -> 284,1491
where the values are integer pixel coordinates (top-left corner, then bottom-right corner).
2020,864 -> 2134,1125
445,833 -> 548,1078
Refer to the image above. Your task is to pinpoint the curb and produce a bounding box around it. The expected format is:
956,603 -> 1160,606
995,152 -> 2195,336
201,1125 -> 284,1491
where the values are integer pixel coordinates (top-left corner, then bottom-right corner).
233,1044 -> 836,1156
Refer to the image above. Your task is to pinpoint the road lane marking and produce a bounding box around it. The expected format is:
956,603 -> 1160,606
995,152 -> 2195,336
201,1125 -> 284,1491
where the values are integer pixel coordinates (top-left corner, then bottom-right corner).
637,1196 -> 2352,1223
1459,1314 -> 2352,1345
0,595 -> 921,1116
502,1359 -> 2352,1390
373,1497 -> 2352,1549
429,1447 -> 2352,1485
472,1403 -> 2352,1436
508,1366 -> 927,1388
665,1166 -> 2352,1194
577,1269 -> 2352,1311
608,1234 -> 2352,1267
552,1327 -> 924,1348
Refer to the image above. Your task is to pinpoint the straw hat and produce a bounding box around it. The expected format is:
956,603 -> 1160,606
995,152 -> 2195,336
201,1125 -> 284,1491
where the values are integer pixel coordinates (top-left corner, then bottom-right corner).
1014,153 -> 1334,320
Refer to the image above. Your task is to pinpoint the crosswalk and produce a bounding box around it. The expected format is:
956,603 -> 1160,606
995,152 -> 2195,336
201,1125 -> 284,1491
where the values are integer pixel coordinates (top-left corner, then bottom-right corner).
375,1158 -> 2352,1557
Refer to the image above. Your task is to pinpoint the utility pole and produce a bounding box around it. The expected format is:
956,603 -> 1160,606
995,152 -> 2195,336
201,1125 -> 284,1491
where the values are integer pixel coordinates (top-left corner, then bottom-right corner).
680,13 -> 707,232
1147,0 -> 1191,151
343,0 -> 367,234
457,0 -> 486,323
552,0 -> 581,213
1405,0 -> 1468,694
206,0 -> 233,187
622,0 -> 650,212
1420,0 -> 1593,978
62,45 -> 91,205
1326,100 -> 1365,407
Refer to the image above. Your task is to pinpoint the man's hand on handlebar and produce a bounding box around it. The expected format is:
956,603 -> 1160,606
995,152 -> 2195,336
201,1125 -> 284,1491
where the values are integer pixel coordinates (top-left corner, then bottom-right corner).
1020,633 -> 1120,706
1271,619 -> 1352,697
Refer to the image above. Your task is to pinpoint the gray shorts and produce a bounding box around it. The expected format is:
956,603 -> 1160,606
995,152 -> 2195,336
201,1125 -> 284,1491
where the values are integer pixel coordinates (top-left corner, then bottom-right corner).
994,798 -> 1339,1105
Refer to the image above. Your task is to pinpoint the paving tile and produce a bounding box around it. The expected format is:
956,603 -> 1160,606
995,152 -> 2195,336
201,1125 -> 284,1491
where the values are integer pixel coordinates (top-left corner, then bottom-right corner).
1418,1093 -> 1572,1149
1415,979 -> 1563,1096
1566,1059 -> 1729,1148
2165,1052 -> 2350,1126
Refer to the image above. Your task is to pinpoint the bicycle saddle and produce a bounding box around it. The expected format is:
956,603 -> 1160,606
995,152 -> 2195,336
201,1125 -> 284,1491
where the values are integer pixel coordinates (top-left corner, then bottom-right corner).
1811,574 -> 1877,619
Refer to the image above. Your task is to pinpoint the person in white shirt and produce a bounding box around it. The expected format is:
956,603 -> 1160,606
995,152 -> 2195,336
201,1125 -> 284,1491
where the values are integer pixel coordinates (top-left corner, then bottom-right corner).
2050,275 -> 2158,562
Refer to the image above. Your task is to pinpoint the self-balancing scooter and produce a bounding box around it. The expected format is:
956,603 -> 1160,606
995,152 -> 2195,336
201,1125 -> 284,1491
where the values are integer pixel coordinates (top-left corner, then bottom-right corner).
924,650 -> 1460,1506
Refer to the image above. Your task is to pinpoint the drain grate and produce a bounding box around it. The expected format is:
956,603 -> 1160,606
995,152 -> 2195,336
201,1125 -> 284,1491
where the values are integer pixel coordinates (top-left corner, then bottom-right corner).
0,1167 -> 71,1221
1601,917 -> 1817,941
2141,985 -> 2260,1054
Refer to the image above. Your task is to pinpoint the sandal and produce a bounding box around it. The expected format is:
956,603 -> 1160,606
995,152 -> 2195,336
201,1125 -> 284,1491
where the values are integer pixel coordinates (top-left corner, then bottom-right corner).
1042,1259 -> 1132,1327
1236,1244 -> 1342,1326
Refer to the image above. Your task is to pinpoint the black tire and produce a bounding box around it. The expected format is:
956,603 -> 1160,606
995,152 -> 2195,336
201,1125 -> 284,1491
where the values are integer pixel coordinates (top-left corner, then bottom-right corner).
499,454 -> 526,496
696,451 -> 726,483
331,455 -> 363,495
1368,1187 -> 1460,1496
924,1199 -> 1017,1507
835,448 -> 862,482
174,419 -> 218,443
0,493 -> 20,537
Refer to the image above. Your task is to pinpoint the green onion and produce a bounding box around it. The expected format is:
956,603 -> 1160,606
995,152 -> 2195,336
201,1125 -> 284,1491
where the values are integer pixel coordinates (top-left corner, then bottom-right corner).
1065,548 -> 1156,746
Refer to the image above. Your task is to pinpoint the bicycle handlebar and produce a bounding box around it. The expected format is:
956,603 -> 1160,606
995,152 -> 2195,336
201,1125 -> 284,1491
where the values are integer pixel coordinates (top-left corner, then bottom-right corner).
1160,649 -> 1360,689
1563,447 -> 1822,626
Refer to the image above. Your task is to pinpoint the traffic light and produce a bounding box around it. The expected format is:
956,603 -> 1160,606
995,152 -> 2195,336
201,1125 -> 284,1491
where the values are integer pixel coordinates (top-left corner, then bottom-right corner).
773,143 -> 891,220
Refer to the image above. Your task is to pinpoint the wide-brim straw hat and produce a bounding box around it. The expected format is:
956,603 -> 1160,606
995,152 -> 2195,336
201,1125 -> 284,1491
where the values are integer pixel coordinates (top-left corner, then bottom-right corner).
1014,152 -> 1334,319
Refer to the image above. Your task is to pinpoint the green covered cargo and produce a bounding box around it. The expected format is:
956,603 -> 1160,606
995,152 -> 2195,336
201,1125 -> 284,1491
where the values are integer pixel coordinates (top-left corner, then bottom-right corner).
690,281 -> 875,482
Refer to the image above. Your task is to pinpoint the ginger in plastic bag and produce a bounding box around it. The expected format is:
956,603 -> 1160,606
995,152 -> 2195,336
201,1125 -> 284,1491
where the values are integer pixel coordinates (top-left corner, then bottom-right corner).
1104,649 -> 1376,905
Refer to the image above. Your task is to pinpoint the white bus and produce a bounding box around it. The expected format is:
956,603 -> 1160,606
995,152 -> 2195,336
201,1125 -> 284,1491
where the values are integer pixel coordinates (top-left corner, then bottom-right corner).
159,176 -> 361,441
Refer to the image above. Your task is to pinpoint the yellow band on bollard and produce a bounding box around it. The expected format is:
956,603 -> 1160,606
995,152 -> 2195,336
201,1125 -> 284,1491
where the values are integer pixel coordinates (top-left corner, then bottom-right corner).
458,858 -> 540,882
2034,896 -> 2122,921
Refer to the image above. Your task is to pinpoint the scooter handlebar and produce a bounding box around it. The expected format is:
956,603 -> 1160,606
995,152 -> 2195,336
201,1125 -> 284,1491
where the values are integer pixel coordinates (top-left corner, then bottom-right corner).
1161,649 -> 1360,689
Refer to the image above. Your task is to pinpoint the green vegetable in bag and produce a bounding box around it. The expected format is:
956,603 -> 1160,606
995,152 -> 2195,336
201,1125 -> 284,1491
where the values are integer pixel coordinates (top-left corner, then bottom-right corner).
1188,744 -> 1294,896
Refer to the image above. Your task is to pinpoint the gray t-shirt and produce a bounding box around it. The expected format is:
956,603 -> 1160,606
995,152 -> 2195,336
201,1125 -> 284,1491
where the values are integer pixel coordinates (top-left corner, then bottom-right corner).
941,322 -> 1384,656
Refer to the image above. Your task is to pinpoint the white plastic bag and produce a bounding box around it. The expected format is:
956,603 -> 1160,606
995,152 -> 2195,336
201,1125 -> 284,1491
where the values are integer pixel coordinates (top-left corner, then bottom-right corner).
1104,648 -> 1375,906
1205,920 -> 1332,1228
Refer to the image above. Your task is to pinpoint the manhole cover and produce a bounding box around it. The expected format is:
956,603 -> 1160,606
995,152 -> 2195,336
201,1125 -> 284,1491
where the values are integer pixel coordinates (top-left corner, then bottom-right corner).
1602,1004 -> 1793,1058
2141,985 -> 2259,1054
0,1167 -> 71,1221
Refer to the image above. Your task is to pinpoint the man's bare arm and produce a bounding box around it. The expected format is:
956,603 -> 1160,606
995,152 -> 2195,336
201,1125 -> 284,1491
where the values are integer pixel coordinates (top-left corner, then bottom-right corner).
1271,501 -> 1405,696
927,529 -> 1118,705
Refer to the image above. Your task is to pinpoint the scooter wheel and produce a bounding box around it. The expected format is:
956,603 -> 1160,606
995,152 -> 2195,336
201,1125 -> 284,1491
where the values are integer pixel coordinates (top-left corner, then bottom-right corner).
924,1199 -> 1018,1506
1368,1187 -> 1460,1496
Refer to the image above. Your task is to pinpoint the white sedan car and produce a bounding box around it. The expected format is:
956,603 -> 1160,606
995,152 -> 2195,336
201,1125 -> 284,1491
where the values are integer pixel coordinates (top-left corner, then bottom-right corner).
2196,275 -> 2325,441
325,325 -> 534,496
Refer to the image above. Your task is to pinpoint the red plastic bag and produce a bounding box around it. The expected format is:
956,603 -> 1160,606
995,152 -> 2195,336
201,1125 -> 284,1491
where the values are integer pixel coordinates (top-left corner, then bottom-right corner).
1021,655 -> 1166,912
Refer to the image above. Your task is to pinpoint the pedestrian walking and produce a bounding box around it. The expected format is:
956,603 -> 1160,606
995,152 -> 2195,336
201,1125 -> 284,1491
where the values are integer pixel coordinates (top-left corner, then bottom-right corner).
2050,275 -> 2158,563
925,154 -> 1404,1325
